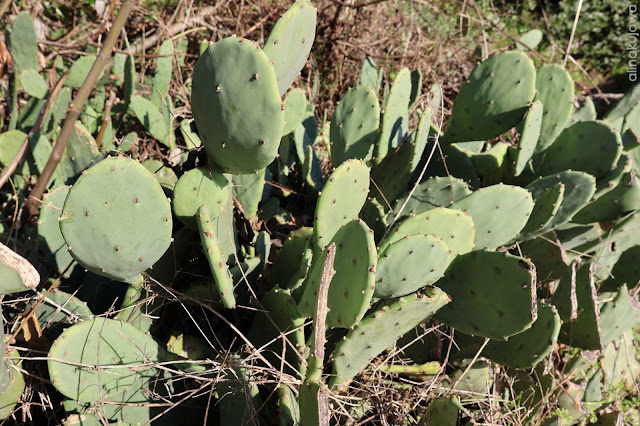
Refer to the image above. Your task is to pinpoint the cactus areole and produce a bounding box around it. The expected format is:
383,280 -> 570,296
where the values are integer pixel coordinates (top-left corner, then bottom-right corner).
191,36 -> 284,174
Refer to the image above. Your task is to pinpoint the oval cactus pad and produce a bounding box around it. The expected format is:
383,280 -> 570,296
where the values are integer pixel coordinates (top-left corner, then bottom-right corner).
314,159 -> 370,249
173,167 -> 230,229
192,36 -> 284,174
60,156 -> 172,282
299,220 -> 377,329
263,0 -> 317,96
374,233 -> 451,298
450,184 -> 534,250
443,51 -> 536,143
434,251 -> 537,340
48,318 -> 161,403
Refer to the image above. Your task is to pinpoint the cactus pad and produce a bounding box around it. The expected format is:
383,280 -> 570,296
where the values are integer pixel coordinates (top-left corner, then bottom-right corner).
313,159 -> 370,249
382,207 -> 475,257
375,68 -> 411,162
393,177 -> 472,221
196,205 -> 236,309
60,156 -> 172,282
482,301 -> 561,369
525,171 -> 596,232
263,0 -> 317,96
513,100 -> 543,176
450,184 -> 533,250
231,169 -> 266,218
434,251 -> 537,340
374,233 -> 451,298
48,318 -> 161,403
329,288 -> 450,388
538,121 -> 622,179
38,186 -> 77,277
518,183 -> 565,238
598,284 -> 640,347
299,220 -> 377,329
173,167 -> 230,229
192,36 -> 284,174
443,51 -> 536,143
535,64 -> 575,152
282,88 -> 307,135
330,85 -> 380,165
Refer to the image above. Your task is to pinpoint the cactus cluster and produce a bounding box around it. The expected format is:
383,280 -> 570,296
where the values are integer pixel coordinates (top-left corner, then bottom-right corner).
2,2 -> 640,425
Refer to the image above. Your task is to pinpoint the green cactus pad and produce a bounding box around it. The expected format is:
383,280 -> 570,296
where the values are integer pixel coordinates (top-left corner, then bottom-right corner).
173,167 -> 229,229
410,107 -> 432,172
605,82 -> 640,122
423,143 -> 481,189
538,121 -> 622,179
393,177 -> 472,221
60,156 -> 172,282
142,159 -> 177,189
300,220 -> 377,329
247,287 -> 306,375
470,142 -> 508,177
518,183 -> 564,238
0,351 -> 25,420
599,246 -> 640,293
196,205 -> 235,309
231,169 -> 265,218
518,237 -> 567,283
482,301 -> 561,369
9,12 -> 39,72
330,85 -> 380,165
374,233 -> 451,298
535,64 -> 575,152
58,122 -> 102,183
450,184 -> 533,250
601,330 -> 640,391
277,385 -> 300,425
282,88 -> 307,135
129,95 -> 171,148
27,288 -> 92,328
516,29 -> 543,50
599,284 -> 640,347
525,171 -> 596,232
0,130 -> 34,176
329,288 -> 450,388
0,242 -> 40,295
382,207 -> 475,257
48,318 -> 161,403
192,36 -> 284,174
271,228 -> 312,288
374,68 -> 411,162
313,159 -> 370,250
263,0 -> 317,96
566,98 -> 596,128
434,251 -> 537,340
443,51 -> 536,143
422,397 -> 462,425
572,173 -> 640,223
514,100 -> 543,176
38,186 -> 78,277
554,264 -> 602,350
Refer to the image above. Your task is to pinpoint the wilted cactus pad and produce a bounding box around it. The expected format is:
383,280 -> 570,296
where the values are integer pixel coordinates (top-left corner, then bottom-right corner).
60,156 -> 172,282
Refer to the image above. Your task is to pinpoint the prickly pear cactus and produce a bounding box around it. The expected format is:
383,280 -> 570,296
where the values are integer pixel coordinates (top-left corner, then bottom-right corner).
443,51 -> 536,143
59,156 -> 172,282
191,36 -> 284,174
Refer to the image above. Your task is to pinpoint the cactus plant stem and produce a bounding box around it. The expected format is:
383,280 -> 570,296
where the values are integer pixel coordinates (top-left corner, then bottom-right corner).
23,0 -> 134,221
0,72 -> 68,189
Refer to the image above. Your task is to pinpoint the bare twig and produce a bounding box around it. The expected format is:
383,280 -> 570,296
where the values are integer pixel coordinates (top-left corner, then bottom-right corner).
563,0 -> 583,67
22,0 -> 134,222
